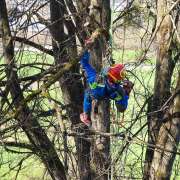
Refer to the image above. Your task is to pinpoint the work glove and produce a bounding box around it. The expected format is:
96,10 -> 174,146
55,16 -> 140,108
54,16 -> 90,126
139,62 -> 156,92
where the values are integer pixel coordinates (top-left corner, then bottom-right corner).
123,80 -> 134,96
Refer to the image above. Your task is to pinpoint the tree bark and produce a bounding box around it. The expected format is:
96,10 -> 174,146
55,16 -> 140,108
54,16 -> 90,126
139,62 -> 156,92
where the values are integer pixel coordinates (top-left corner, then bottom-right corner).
0,1 -> 66,180
49,1 -> 92,179
143,0 -> 178,179
83,1 -> 111,179
150,73 -> 180,179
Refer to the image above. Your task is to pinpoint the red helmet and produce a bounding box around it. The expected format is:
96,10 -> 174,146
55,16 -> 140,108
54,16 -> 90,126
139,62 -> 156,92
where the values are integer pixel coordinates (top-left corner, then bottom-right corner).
108,64 -> 126,83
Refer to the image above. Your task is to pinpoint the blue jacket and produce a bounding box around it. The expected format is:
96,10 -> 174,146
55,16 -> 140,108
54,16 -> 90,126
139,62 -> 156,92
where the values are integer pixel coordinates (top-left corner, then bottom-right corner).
80,50 -> 129,113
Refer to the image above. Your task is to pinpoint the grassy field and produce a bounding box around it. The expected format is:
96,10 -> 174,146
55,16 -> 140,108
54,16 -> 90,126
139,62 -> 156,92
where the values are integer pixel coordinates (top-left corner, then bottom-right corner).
0,50 -> 179,180
0,151 -> 45,180
113,49 -> 142,62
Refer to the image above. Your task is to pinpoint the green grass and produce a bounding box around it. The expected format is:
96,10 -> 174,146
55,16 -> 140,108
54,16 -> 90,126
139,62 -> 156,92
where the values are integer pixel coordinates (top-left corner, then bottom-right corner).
0,149 -> 47,180
16,51 -> 54,77
113,49 -> 140,62
110,66 -> 154,178
0,51 -> 55,180
113,49 -> 156,65
0,50 -> 179,180
0,51 -> 54,81
110,65 -> 179,179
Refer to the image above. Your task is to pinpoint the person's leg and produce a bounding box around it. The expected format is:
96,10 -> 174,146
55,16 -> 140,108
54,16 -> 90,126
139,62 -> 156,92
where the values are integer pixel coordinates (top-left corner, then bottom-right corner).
80,90 -> 92,126
80,51 -> 97,84
83,90 -> 92,114
80,51 -> 100,126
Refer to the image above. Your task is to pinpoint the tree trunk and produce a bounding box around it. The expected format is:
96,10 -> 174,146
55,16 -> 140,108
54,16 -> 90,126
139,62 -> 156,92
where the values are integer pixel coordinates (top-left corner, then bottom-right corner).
84,1 -> 111,179
150,73 -> 180,179
143,0 -> 178,179
0,1 -> 66,180
49,1 -> 92,179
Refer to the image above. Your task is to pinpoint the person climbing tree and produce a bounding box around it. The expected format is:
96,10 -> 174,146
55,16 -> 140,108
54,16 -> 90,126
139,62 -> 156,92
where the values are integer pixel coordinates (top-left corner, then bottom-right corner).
80,38 -> 134,127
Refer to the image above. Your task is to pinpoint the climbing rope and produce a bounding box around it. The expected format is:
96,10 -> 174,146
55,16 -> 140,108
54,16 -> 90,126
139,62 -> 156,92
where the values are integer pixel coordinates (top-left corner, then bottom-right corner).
105,40 -> 114,66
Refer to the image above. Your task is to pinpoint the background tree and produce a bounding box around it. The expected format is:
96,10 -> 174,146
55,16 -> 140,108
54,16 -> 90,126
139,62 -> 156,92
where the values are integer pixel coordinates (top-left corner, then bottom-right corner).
49,0 -> 91,179
0,0 -> 66,179
143,0 -> 180,179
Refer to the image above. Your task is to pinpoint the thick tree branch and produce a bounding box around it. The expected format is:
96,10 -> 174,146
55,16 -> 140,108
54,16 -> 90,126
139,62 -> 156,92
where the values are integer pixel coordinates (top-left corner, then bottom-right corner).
0,34 -> 53,56
13,36 -> 53,56
0,141 -> 35,152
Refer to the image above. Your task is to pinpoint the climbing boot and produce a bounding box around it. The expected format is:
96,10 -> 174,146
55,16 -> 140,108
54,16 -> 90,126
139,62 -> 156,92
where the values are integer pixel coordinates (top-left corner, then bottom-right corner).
80,112 -> 91,127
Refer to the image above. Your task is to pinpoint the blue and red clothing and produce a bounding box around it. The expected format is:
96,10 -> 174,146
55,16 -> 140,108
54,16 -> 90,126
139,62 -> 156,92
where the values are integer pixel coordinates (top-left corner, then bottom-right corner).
80,50 -> 129,114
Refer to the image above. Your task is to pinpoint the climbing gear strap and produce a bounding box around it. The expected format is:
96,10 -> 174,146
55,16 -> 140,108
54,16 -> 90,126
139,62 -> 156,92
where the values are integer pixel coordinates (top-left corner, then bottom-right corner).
89,82 -> 105,89
114,92 -> 122,101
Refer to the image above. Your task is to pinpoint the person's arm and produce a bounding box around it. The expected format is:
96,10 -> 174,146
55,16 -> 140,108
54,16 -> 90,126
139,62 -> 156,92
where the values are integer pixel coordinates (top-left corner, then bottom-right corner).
108,84 -> 125,100
115,95 -> 129,112
115,81 -> 134,112
117,84 -> 126,97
